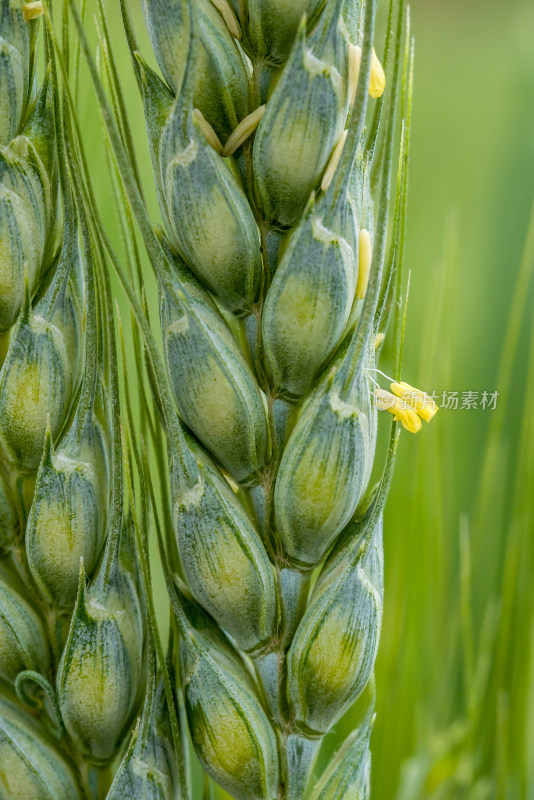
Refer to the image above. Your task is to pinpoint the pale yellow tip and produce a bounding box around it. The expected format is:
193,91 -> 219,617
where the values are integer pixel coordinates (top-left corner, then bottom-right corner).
23,1 -> 44,21
222,105 -> 265,157
418,404 -> 439,423
356,229 -> 372,300
210,0 -> 242,39
390,382 -> 407,400
369,48 -> 386,98
374,332 -> 385,350
321,130 -> 348,193
348,44 -> 362,107
223,472 -> 240,494
192,109 -> 223,156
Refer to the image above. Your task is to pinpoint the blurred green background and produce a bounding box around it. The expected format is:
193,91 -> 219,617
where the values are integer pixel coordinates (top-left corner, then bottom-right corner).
80,0 -> 534,797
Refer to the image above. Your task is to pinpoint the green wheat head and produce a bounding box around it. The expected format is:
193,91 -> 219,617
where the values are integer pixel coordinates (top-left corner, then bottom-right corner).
0,0 -> 439,798
91,0 -> 433,797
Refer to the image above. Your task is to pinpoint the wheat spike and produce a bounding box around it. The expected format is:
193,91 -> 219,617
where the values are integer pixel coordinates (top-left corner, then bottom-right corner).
128,0 -> 435,798
57,0 -> 438,796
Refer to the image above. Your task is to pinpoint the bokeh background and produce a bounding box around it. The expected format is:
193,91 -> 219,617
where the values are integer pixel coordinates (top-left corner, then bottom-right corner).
80,0 -> 534,797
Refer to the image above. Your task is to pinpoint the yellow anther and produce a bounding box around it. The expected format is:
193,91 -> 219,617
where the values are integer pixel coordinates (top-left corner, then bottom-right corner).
356,229 -> 372,300
390,381 -> 439,422
22,1 -> 44,20
210,0 -> 242,39
394,406 -> 423,433
223,473 -> 240,494
321,130 -> 348,192
374,332 -> 385,350
369,48 -> 386,98
348,44 -> 362,107
192,109 -> 224,155
374,388 -> 423,434
222,105 -> 266,157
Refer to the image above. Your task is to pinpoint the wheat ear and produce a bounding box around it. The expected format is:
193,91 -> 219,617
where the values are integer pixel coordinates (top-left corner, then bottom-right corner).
70,0 -> 437,797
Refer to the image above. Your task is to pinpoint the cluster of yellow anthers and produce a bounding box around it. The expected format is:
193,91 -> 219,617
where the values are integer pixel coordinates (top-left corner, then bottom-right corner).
374,379 -> 439,434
